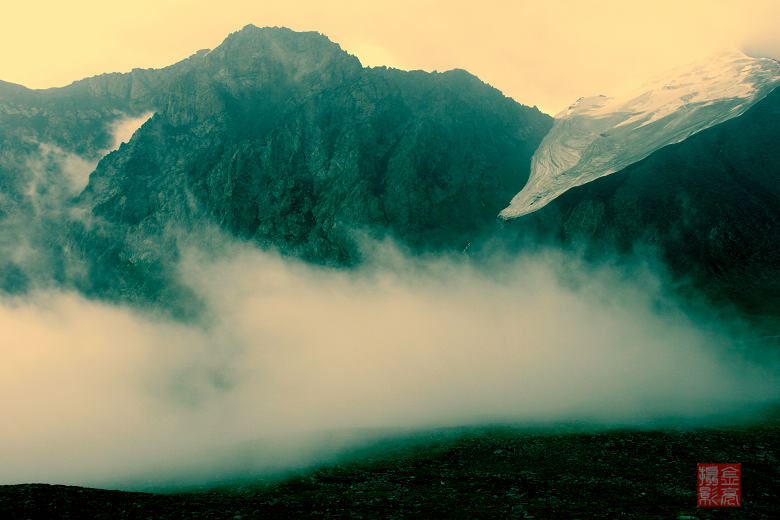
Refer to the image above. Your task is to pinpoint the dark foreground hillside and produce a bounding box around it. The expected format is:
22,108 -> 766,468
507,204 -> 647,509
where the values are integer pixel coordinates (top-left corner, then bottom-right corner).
2,422 -> 778,519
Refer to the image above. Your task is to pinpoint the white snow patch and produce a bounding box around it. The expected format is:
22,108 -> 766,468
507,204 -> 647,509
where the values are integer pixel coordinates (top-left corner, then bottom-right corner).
500,51 -> 780,219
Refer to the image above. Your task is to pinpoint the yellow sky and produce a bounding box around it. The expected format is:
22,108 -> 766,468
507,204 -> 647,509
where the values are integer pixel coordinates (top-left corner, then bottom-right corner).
3,0 -> 779,114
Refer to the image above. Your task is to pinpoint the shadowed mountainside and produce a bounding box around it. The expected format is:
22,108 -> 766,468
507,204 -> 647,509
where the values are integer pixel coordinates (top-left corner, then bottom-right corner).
503,86 -> 780,329
0,25 -> 552,314
1,25 -> 779,328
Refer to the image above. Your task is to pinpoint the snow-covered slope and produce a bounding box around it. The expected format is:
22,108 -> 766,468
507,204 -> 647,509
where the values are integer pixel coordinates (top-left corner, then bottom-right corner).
499,51 -> 780,219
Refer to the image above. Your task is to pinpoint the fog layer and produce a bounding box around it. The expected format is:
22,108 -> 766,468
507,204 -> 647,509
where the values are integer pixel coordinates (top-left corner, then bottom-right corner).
1,239 -> 776,488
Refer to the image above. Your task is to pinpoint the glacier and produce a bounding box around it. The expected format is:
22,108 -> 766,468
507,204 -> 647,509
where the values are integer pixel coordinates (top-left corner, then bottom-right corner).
499,51 -> 780,219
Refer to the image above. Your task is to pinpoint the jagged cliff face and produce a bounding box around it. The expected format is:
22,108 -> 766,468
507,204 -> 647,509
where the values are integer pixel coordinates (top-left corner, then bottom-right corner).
83,28 -> 551,263
0,25 -> 552,311
0,44 -> 207,297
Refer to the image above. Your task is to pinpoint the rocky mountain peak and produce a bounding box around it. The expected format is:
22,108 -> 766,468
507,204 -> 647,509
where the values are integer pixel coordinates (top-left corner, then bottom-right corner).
204,24 -> 361,83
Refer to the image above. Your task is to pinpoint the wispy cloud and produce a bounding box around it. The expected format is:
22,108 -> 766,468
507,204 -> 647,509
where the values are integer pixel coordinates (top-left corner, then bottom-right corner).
0,239 -> 775,488
107,112 -> 154,152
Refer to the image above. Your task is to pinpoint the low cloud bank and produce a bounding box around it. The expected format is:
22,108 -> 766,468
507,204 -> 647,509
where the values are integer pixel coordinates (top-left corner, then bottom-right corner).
0,241 -> 776,488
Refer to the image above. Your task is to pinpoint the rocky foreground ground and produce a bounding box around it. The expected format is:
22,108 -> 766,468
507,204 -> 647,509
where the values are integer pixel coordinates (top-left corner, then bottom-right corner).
1,421 -> 778,519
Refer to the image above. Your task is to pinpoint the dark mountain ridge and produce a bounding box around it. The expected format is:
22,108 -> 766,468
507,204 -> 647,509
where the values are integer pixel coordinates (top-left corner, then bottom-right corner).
503,86 -> 780,330
0,25 -> 552,313
0,24 -> 778,331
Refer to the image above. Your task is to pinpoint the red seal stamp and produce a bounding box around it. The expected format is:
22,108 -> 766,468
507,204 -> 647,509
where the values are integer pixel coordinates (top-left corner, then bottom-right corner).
697,463 -> 740,507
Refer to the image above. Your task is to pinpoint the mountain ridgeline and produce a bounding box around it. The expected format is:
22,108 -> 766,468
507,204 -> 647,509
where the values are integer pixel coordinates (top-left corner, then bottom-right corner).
82,27 -> 551,261
505,86 -> 780,328
0,25 -> 551,313
0,25 -> 778,330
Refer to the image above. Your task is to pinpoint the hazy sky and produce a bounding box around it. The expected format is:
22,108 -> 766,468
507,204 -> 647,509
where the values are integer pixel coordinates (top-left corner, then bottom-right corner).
3,1 -> 780,113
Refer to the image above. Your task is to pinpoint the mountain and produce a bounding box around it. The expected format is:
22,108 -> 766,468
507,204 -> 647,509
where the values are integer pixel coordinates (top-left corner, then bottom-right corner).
0,45 -> 210,297
505,84 -> 780,329
500,51 -> 780,218
81,27 -> 551,260
0,25 -> 552,313
1,25 -> 779,329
